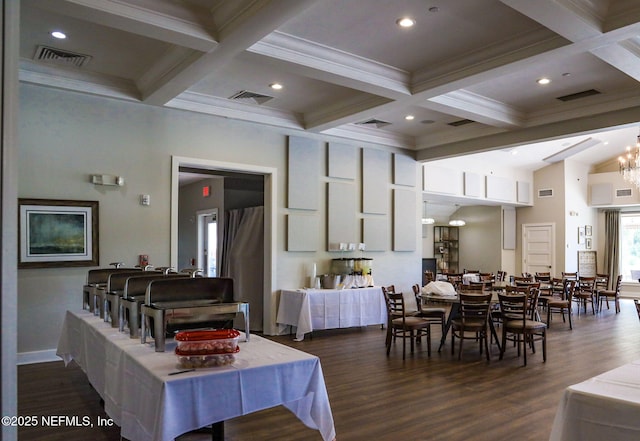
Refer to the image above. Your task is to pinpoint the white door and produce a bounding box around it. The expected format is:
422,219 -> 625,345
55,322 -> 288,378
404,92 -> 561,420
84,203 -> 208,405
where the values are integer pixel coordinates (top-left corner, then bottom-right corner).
522,223 -> 555,276
197,210 -> 218,277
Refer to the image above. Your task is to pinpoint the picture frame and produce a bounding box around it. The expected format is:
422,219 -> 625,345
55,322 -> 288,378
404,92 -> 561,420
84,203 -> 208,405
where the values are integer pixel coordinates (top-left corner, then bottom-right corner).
18,198 -> 99,268
585,225 -> 592,236
585,237 -> 593,249
578,226 -> 585,244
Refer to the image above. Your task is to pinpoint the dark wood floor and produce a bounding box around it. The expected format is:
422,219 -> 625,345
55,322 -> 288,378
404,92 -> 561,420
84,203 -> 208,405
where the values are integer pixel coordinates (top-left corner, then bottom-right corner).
19,299 -> 640,441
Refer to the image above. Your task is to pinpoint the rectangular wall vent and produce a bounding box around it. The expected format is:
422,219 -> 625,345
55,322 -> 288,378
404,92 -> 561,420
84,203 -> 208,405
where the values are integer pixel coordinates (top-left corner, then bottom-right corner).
538,188 -> 553,198
616,188 -> 633,197
556,89 -> 601,102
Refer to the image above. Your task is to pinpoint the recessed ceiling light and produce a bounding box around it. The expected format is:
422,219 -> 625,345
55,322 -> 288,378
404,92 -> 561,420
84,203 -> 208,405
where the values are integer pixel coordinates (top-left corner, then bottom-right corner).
51,31 -> 67,39
396,17 -> 416,28
511,149 -> 518,156
405,115 -> 415,121
537,77 -> 551,85
269,83 -> 283,90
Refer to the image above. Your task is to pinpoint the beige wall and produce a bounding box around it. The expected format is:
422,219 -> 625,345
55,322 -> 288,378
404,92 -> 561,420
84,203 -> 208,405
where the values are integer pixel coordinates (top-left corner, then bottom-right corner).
457,205 -> 502,273
517,160 -> 597,277
517,162 -> 565,276
17,84 -> 421,357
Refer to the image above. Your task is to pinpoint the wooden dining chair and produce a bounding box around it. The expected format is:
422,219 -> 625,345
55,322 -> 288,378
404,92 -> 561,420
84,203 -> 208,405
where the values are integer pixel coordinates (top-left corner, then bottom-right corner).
412,284 -> 447,338
498,291 -> 547,366
547,279 -> 574,329
451,293 -> 492,361
598,274 -> 622,313
385,292 -> 431,360
574,276 -> 596,315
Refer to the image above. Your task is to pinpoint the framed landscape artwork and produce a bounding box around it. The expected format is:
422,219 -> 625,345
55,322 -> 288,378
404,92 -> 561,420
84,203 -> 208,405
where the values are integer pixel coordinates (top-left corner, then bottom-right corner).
18,199 -> 99,268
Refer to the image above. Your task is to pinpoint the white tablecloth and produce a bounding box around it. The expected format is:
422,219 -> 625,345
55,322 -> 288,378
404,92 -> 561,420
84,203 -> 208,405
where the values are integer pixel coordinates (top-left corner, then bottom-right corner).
276,286 -> 386,341
56,310 -> 336,441
462,273 -> 480,284
549,359 -> 640,441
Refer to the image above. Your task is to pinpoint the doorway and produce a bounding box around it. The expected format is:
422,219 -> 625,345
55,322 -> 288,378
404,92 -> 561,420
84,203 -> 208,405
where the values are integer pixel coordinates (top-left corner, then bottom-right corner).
171,156 -> 277,335
522,223 -> 556,276
198,210 -> 217,277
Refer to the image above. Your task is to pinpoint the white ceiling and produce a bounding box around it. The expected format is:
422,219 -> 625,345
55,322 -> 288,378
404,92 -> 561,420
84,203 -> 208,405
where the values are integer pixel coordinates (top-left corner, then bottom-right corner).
18,0 -> 640,192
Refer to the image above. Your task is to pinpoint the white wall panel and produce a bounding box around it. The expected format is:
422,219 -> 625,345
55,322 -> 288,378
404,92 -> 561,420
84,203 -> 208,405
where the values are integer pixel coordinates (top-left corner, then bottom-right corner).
327,182 -> 356,250
393,189 -> 416,251
362,149 -> 389,214
288,136 -> 320,210
328,142 -> 357,179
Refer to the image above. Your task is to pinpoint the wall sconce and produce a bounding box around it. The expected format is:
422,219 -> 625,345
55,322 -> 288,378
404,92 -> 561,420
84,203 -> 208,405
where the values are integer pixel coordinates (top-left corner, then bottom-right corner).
91,174 -> 124,186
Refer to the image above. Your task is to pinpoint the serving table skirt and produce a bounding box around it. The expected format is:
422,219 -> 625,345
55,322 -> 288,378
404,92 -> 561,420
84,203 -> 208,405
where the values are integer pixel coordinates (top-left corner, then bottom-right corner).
56,310 -> 336,441
277,286 -> 386,341
549,359 -> 640,441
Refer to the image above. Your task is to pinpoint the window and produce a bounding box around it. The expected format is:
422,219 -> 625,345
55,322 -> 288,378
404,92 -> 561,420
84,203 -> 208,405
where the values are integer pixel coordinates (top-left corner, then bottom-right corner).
620,213 -> 640,282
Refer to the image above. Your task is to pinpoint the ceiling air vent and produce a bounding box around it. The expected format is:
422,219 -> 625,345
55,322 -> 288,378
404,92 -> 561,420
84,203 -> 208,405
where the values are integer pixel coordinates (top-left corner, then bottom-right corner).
356,118 -> 391,129
538,188 -> 553,198
447,119 -> 475,127
34,45 -> 91,68
556,89 -> 601,102
228,90 -> 273,105
616,188 -> 633,198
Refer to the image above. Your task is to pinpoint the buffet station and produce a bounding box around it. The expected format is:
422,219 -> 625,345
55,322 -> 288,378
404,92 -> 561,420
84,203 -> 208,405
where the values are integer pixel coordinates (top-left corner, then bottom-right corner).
549,359 -> 640,441
57,310 -> 336,441
68,268 -> 336,440
277,257 -> 385,341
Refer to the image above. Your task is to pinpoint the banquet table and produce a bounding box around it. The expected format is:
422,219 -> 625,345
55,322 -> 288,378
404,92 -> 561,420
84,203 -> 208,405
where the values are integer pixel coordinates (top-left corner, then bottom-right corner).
56,310 -> 336,441
277,286 -> 386,341
549,359 -> 640,441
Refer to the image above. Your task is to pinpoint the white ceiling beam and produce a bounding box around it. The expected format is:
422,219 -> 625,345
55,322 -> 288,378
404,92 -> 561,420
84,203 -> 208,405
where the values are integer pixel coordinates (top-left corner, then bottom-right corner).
248,32 -> 411,98
38,0 -> 218,51
416,105 -> 640,161
19,59 -> 140,101
140,0 -> 321,105
425,90 -> 526,128
166,91 -> 303,130
591,40 -> 640,82
502,0 -> 640,90
499,0 -> 604,40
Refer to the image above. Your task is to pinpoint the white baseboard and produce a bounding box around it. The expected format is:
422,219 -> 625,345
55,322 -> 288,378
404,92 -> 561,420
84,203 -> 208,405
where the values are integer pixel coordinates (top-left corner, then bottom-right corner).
18,349 -> 61,365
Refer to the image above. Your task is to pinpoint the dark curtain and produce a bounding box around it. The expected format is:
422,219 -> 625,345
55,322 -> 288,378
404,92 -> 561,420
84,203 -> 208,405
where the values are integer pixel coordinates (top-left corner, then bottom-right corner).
604,209 -> 620,289
220,206 -> 264,331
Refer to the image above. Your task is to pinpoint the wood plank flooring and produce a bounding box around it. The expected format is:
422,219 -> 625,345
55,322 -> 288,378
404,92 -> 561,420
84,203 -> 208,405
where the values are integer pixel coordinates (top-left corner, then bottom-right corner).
18,299 -> 640,441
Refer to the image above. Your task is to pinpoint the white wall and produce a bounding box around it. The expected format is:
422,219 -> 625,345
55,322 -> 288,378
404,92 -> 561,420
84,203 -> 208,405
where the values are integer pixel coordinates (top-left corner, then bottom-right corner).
17,84 -> 421,357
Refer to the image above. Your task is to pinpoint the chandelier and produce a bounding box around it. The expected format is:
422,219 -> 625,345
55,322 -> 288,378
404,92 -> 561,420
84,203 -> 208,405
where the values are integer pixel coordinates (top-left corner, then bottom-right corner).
619,133 -> 640,189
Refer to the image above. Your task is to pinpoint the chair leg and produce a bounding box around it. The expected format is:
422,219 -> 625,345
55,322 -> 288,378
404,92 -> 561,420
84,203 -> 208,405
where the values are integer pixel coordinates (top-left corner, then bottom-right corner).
615,297 -> 620,313
567,307 -> 572,330
542,330 -> 547,362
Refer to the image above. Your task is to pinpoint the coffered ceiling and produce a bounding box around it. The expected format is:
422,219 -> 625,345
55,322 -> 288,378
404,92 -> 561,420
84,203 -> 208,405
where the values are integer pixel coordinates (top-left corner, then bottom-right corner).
18,0 -> 640,165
